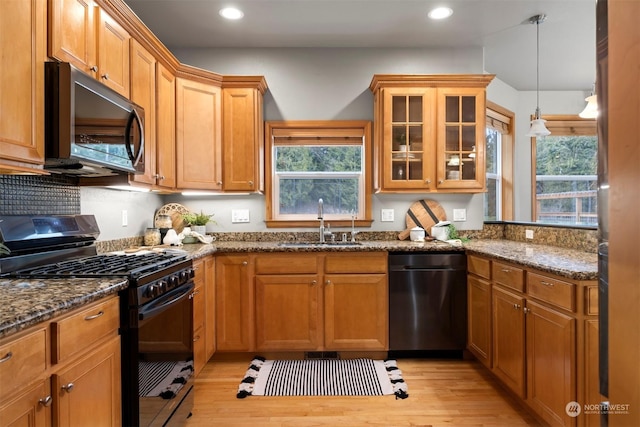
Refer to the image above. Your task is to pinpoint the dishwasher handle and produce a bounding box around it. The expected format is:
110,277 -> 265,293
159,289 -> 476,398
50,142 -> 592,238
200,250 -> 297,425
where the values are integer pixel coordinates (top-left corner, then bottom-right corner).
389,265 -> 465,272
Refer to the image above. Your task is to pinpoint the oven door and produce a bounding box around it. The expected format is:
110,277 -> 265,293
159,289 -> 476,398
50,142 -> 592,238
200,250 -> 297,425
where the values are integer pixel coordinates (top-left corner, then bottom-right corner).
122,282 -> 195,427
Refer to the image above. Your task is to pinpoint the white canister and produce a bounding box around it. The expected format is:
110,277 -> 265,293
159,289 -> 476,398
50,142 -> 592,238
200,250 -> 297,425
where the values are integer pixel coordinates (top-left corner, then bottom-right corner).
409,226 -> 426,242
431,222 -> 450,241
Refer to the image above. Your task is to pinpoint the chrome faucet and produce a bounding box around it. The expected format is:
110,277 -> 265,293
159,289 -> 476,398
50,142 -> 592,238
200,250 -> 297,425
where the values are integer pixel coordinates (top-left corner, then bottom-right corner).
318,198 -> 333,243
351,214 -> 360,242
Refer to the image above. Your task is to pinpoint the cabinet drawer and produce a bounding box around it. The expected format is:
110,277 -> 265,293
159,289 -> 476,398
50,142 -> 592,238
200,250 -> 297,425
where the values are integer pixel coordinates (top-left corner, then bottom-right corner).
325,252 -> 387,273
255,253 -> 318,274
52,297 -> 120,363
586,285 -> 599,315
492,262 -> 524,292
467,255 -> 491,279
0,327 -> 47,401
527,272 -> 575,312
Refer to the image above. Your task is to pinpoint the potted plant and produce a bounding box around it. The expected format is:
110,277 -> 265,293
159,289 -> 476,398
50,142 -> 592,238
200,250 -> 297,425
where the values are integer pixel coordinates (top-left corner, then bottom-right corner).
182,211 -> 215,236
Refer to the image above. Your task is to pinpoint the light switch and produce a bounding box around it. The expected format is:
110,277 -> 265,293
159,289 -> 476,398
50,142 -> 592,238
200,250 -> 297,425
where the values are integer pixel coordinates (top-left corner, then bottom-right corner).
231,209 -> 250,223
453,209 -> 466,221
381,209 -> 394,222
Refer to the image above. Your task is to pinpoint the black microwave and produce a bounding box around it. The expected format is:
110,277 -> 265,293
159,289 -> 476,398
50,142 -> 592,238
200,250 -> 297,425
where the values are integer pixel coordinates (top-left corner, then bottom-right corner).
45,61 -> 144,177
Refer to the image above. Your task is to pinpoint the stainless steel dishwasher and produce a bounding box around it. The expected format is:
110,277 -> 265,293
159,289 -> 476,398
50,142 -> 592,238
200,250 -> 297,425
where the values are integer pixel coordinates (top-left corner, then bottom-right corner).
388,252 -> 467,356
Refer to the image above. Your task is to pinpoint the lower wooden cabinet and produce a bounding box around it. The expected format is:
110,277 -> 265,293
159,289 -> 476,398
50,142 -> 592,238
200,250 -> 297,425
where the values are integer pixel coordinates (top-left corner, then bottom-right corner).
0,379 -> 51,427
217,251 -> 388,352
467,254 -> 599,427
52,335 -> 121,427
193,256 -> 215,375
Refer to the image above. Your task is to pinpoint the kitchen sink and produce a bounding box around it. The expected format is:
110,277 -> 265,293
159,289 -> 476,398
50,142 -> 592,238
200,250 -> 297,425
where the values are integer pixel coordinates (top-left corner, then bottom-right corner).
278,241 -> 362,248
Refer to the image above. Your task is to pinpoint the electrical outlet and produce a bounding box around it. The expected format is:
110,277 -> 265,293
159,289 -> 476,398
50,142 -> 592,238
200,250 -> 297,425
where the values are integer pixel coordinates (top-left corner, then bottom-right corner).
121,210 -> 128,226
525,229 -> 534,239
231,209 -> 250,223
381,209 -> 394,222
453,208 -> 467,221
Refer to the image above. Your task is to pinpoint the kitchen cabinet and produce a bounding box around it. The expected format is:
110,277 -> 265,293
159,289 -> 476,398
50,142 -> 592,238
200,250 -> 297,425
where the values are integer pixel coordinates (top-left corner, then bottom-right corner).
0,295 -> 121,427
369,74 -> 494,193
0,0 -> 46,173
192,256 -> 215,375
155,62 -> 177,190
176,73 -> 223,191
254,252 -> 388,352
466,255 -> 492,368
222,78 -> 268,192
215,254 -> 253,351
129,40 -> 157,186
467,254 -> 599,427
49,0 -> 131,97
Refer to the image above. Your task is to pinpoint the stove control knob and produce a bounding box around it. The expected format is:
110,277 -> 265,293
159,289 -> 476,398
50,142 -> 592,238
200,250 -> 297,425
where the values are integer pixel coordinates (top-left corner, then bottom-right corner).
158,280 -> 168,293
179,270 -> 190,284
145,284 -> 158,298
188,268 -> 195,279
168,275 -> 179,289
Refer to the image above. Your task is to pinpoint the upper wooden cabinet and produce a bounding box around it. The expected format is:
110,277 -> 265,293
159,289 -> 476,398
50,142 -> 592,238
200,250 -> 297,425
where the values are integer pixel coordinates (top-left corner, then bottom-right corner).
155,62 -> 177,190
0,0 -> 47,174
222,77 -> 268,192
176,70 -> 223,191
49,0 -> 131,97
369,74 -> 494,193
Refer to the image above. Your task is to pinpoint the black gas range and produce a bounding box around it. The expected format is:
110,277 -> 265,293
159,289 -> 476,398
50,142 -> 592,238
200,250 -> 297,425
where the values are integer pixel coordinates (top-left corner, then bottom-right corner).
0,214 -> 196,427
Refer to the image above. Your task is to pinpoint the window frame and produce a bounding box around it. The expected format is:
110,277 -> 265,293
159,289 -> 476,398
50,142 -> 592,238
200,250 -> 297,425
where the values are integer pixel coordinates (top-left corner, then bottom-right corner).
530,114 -> 598,224
264,120 -> 373,228
486,101 -> 515,221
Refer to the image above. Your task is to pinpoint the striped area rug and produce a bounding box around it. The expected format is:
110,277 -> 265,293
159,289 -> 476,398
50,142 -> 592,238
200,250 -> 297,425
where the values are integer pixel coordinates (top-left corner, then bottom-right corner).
237,358 -> 408,399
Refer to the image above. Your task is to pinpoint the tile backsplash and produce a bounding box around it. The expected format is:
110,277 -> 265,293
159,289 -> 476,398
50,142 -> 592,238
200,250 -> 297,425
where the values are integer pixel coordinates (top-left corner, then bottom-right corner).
0,175 -> 80,215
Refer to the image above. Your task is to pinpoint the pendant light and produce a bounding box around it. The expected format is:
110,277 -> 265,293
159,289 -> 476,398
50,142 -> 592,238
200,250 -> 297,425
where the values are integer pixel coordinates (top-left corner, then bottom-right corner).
579,83 -> 598,118
526,14 -> 551,137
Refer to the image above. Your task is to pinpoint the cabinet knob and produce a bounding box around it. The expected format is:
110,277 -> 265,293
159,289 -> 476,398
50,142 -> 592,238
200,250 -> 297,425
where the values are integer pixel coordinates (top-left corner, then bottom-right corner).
438,180 -> 444,184
61,383 -> 75,393
84,310 -> 104,321
311,280 -> 317,286
217,181 -> 223,186
325,280 -> 331,285
425,179 -> 431,184
39,396 -> 52,407
193,335 -> 201,342
242,261 -> 248,266
89,65 -> 98,72
248,181 -> 254,187
0,351 -> 12,363
101,73 -> 109,80
523,307 -> 530,315
513,303 -> 521,310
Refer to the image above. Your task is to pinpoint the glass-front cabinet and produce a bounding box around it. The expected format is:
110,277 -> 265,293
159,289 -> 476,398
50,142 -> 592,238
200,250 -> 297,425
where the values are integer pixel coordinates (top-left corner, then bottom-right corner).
370,74 -> 494,193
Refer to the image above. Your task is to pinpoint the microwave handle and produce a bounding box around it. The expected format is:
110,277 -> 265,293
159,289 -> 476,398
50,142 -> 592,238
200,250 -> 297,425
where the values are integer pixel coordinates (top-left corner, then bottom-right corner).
125,109 -> 144,167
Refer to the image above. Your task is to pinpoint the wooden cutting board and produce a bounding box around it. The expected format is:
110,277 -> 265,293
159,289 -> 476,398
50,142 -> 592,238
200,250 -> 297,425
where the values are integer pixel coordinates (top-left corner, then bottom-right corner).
398,199 -> 447,240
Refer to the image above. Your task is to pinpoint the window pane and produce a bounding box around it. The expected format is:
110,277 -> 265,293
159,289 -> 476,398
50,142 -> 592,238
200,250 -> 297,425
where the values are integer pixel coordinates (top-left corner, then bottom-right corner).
275,146 -> 362,172
484,128 -> 501,221
278,177 -> 359,215
485,176 -> 499,221
486,128 -> 498,174
535,135 -> 597,225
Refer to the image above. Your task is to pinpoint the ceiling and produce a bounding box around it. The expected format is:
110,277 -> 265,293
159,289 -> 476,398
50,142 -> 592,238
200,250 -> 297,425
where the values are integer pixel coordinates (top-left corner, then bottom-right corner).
123,0 -> 596,92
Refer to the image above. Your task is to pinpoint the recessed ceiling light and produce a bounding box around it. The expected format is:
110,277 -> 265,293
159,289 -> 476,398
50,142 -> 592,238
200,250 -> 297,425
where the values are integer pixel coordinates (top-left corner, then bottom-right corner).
219,7 -> 244,20
428,7 -> 453,20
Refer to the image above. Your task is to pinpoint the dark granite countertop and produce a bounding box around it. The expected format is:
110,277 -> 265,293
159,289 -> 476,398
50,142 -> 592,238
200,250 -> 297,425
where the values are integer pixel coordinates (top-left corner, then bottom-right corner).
0,277 -> 128,340
0,238 -> 597,341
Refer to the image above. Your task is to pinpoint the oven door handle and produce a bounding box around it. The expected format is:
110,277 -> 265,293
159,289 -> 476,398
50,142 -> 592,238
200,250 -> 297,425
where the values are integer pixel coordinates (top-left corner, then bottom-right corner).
139,282 -> 194,321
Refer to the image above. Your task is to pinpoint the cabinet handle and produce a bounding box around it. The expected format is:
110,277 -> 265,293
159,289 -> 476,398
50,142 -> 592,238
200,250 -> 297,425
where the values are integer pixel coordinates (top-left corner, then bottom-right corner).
84,311 -> 104,321
513,303 -> 521,310
540,281 -> 554,287
89,65 -> 98,72
0,351 -> 12,363
193,335 -> 201,342
242,261 -> 248,266
101,73 -> 109,80
501,269 -> 511,273
61,383 -> 75,393
39,396 -> 53,407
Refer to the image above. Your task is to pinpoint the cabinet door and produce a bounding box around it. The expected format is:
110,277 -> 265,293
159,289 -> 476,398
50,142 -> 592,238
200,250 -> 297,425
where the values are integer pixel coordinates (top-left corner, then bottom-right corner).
380,88 -> 436,191
130,40 -> 156,186
155,63 -> 177,189
215,254 -> 252,351
492,286 -> 525,398
192,258 -> 206,375
526,300 -> 576,427
176,78 -> 222,190
222,88 -> 263,192
0,0 -> 46,171
96,8 -> 130,97
436,87 -> 486,191
255,274 -> 321,350
467,274 -> 492,368
204,257 -> 216,359
585,319 -> 602,427
324,273 -> 388,350
52,335 -> 121,427
48,0 -> 97,76
0,379 -> 51,427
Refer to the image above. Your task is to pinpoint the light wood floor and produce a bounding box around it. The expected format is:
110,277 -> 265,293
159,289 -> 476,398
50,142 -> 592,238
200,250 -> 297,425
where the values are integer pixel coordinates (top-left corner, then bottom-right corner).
185,356 -> 544,427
